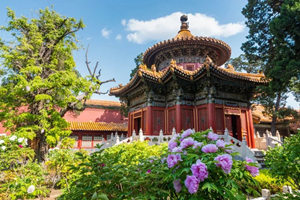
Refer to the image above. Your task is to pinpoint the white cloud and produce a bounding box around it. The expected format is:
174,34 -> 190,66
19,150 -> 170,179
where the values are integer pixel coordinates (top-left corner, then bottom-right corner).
121,19 -> 126,26
124,12 -> 245,44
101,28 -> 111,39
115,34 -> 122,40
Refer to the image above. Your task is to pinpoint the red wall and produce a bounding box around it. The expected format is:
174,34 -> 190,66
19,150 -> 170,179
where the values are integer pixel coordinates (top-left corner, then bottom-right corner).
127,103 -> 255,148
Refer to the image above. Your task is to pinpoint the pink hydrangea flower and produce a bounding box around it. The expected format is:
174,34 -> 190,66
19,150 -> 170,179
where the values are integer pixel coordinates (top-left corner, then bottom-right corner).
185,175 -> 199,194
191,160 -> 208,182
207,132 -> 219,141
146,169 -> 151,174
173,179 -> 182,193
214,154 -> 233,174
193,141 -> 203,149
245,157 -> 259,177
168,140 -> 177,151
201,144 -> 218,153
180,137 -> 195,149
181,129 -> 194,138
167,154 -> 182,168
216,140 -> 225,148
18,145 -> 23,148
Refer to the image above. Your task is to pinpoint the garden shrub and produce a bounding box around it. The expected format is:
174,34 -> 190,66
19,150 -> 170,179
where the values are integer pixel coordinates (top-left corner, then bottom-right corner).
164,129 -> 260,199
45,147 -> 88,190
254,169 -> 283,194
0,135 -> 49,200
61,130 -> 261,199
265,131 -> 300,190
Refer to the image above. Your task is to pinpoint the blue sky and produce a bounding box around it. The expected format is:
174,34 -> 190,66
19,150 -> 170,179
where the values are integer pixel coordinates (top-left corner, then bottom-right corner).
0,0 -> 298,108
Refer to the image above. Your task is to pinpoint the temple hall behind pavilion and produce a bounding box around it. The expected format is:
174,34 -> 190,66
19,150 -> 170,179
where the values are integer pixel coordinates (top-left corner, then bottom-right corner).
110,15 -> 267,148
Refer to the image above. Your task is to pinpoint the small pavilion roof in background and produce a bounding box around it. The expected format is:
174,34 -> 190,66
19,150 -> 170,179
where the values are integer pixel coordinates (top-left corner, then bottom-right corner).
69,121 -> 127,132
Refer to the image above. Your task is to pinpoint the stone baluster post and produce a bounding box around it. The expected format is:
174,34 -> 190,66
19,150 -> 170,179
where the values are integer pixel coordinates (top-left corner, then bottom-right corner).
241,136 -> 247,159
265,130 -> 269,147
224,128 -> 230,143
120,133 -> 124,140
132,130 -> 136,141
159,129 -> 164,144
139,128 -> 144,142
276,130 -> 281,142
172,127 -> 176,136
115,132 -> 120,144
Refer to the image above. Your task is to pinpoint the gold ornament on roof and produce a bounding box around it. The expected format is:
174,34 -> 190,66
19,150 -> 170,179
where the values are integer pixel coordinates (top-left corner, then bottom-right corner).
170,59 -> 176,66
227,64 -> 235,71
151,64 -> 157,72
139,64 -> 147,70
175,15 -> 194,39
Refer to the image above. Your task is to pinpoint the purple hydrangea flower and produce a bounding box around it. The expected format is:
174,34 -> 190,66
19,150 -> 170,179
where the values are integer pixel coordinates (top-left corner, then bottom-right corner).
245,157 -> 253,163
214,154 -> 233,174
207,132 -> 219,141
216,140 -> 225,148
185,175 -> 199,194
191,160 -> 208,182
193,141 -> 203,149
181,129 -> 194,138
146,169 -> 151,174
180,137 -> 195,149
201,144 -> 218,153
167,154 -> 182,168
172,147 -> 183,153
168,140 -> 178,151
173,179 -> 182,193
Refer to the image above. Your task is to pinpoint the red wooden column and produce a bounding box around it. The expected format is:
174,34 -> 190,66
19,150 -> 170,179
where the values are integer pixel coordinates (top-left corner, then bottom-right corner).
175,104 -> 181,132
207,103 -> 216,131
146,106 -> 152,135
247,109 -> 256,148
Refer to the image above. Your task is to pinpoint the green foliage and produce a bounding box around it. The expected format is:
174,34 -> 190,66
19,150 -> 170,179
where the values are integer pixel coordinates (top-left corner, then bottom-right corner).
61,131 -> 261,199
226,54 -> 262,73
254,169 -> 284,194
265,131 -> 300,189
0,8 -> 99,161
45,148 -> 88,189
0,135 -> 49,200
129,52 -> 143,80
59,141 -> 171,200
241,0 -> 300,134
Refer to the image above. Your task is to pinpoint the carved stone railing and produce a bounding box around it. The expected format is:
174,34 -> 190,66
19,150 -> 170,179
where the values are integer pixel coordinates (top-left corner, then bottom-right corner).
254,130 -> 283,150
218,128 -> 257,162
86,128 -> 258,163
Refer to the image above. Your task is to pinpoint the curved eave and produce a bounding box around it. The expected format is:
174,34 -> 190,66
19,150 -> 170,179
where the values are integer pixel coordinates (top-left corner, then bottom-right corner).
143,36 -> 231,66
110,64 -> 267,97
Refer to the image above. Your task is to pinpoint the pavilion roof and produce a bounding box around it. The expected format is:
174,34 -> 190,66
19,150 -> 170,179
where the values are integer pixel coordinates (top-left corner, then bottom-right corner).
69,121 -> 127,132
110,57 -> 267,96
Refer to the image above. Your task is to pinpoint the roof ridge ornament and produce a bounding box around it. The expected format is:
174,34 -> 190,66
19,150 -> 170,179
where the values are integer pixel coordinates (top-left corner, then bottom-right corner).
180,14 -> 189,31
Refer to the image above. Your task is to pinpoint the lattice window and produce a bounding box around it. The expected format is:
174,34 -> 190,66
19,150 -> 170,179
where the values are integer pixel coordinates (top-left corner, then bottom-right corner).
93,136 -> 103,147
82,135 -> 92,148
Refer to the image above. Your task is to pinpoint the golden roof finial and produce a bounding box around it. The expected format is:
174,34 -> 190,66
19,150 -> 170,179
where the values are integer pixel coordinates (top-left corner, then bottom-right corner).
175,15 -> 193,39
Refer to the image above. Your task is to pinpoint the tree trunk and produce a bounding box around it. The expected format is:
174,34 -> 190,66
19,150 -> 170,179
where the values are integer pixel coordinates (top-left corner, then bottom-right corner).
271,93 -> 281,135
35,134 -> 48,162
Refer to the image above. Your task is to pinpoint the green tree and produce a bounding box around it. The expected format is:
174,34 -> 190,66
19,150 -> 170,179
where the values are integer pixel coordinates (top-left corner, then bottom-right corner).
241,0 -> 300,134
0,8 -> 113,162
226,54 -> 262,73
129,52 -> 143,80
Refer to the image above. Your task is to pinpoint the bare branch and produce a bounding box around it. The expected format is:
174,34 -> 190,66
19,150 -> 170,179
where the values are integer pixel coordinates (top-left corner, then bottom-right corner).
99,78 -> 115,85
85,45 -> 93,76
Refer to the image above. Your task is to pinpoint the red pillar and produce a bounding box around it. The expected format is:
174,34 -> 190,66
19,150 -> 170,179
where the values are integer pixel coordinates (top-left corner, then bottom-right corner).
207,103 -> 216,131
175,104 -> 181,132
146,106 -> 152,135
248,109 -> 256,148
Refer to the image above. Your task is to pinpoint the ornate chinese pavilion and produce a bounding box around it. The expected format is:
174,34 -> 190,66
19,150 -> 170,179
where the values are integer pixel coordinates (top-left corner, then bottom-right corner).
110,15 -> 266,148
